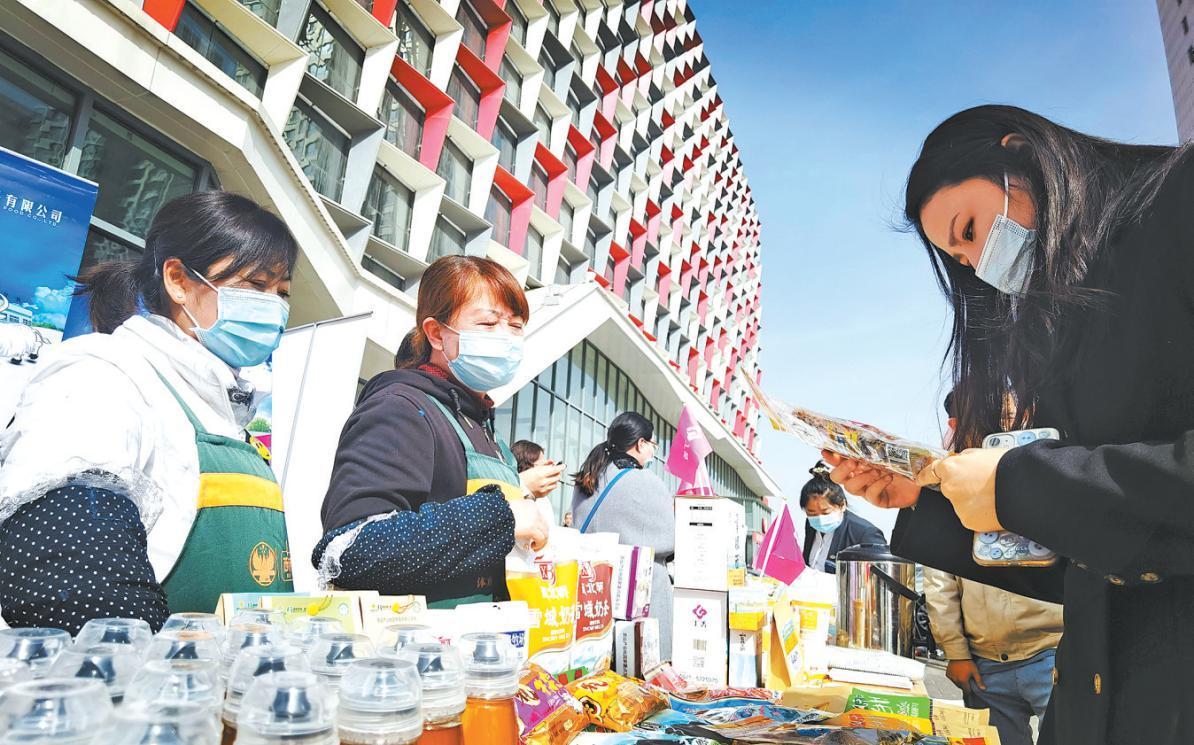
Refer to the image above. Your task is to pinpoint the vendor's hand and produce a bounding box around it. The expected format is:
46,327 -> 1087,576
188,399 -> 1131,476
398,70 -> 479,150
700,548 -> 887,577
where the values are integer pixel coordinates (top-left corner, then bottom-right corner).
519,462 -> 565,500
821,451 -> 920,509
945,659 -> 986,692
929,448 -> 1006,532
510,498 -> 549,552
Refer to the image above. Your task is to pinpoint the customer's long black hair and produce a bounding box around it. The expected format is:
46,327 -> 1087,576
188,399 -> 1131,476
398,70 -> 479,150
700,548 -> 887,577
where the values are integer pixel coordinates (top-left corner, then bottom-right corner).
904,105 -> 1190,448
73,191 -> 298,333
573,412 -> 654,496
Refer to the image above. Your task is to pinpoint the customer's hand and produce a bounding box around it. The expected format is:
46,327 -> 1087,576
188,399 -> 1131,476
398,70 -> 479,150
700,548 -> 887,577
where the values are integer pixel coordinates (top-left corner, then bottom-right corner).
945,659 -> 986,692
821,451 -> 921,509
923,448 -> 1006,532
520,462 -> 565,499
509,499 -> 549,552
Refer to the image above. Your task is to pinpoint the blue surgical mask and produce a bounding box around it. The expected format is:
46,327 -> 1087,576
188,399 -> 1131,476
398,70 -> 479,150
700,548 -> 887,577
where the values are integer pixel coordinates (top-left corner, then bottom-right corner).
809,511 -> 843,534
445,325 -> 523,392
181,267 -> 289,369
974,173 -> 1037,296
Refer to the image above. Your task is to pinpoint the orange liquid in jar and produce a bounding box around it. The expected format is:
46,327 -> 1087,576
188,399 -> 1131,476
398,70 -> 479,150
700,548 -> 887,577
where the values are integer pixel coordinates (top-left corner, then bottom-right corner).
417,723 -> 463,745
461,698 -> 518,745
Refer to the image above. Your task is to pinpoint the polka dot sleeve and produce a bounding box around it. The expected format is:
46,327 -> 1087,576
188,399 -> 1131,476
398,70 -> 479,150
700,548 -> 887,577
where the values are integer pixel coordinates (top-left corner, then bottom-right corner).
0,484 -> 170,634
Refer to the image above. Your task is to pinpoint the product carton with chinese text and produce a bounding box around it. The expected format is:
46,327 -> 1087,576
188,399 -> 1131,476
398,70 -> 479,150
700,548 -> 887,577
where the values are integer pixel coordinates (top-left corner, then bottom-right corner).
671,588 -> 728,688
673,497 -> 747,592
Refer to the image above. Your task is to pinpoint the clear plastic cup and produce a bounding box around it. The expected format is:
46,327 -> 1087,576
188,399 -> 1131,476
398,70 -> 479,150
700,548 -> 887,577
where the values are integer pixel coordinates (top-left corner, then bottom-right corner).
0,657 -> 32,690
337,658 -> 423,745
161,613 -> 226,647
143,630 -> 223,663
0,678 -> 113,742
49,642 -> 143,703
125,659 -> 224,714
396,642 -> 466,727
229,610 -> 286,629
377,624 -> 434,656
457,632 -> 520,700
221,624 -> 282,679
234,671 -> 338,745
285,617 -> 345,652
306,633 -> 375,692
101,702 -> 221,744
76,617 -> 153,652
224,645 -> 310,727
0,627 -> 71,677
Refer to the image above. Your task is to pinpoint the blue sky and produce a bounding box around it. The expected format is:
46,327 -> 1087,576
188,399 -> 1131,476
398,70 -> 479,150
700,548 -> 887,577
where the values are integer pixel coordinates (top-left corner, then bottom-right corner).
688,0 -> 1179,534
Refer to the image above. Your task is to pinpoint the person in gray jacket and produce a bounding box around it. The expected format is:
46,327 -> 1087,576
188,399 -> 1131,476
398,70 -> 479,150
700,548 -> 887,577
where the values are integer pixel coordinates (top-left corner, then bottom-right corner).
571,412 -> 676,660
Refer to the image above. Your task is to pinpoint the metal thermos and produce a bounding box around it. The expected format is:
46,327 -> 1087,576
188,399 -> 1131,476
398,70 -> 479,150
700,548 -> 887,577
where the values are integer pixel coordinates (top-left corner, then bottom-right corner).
835,544 -> 919,658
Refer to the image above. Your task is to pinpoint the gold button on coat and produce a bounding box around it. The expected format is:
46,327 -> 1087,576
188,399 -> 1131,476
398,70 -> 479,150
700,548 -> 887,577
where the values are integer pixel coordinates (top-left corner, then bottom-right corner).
1141,572 -> 1160,583
1094,674 -> 1102,695
1107,575 -> 1125,586
1052,668 -> 1059,686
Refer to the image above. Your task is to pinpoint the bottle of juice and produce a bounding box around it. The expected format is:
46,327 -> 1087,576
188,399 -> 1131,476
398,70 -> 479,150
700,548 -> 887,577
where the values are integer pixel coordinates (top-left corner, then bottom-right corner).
233,671 -> 337,745
396,642 -> 465,745
223,644 -> 310,745
458,633 -> 520,745
338,658 -> 423,745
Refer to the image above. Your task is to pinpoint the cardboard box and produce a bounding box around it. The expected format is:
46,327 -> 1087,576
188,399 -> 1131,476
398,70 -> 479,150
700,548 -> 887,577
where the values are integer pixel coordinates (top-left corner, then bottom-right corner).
671,588 -> 728,688
215,591 -> 378,630
673,497 -> 747,592
728,585 -> 773,689
359,595 -> 428,642
610,545 -> 654,620
614,618 -> 660,679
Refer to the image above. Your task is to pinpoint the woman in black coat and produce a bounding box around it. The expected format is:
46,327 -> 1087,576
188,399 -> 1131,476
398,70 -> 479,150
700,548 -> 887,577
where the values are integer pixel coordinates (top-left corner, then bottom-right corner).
823,105 -> 1194,745
799,463 -> 886,573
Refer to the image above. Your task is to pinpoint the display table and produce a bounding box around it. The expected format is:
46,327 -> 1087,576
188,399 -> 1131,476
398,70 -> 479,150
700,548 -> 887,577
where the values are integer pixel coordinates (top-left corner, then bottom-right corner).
780,679 -> 930,713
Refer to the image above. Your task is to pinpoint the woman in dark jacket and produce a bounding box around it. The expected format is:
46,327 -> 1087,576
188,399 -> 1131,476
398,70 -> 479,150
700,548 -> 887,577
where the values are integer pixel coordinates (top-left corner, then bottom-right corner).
823,105 -> 1194,745
313,256 -> 547,607
799,463 -> 886,574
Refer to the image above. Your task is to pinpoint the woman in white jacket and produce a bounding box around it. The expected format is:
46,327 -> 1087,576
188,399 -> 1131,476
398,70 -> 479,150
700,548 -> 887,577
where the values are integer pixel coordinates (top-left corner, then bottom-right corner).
0,191 -> 298,632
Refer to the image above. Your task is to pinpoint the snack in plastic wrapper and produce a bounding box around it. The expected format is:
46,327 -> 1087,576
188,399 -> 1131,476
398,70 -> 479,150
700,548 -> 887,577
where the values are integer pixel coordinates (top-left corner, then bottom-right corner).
664,686 -> 780,716
514,663 -> 587,745
506,546 -> 579,676
567,670 -> 667,732
744,375 -> 946,481
644,662 -> 700,694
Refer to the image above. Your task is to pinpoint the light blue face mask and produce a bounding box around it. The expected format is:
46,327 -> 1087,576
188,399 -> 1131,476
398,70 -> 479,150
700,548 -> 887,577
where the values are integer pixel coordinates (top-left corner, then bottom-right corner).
974,173 -> 1037,296
809,511 -> 844,534
181,267 -> 289,369
445,325 -> 523,392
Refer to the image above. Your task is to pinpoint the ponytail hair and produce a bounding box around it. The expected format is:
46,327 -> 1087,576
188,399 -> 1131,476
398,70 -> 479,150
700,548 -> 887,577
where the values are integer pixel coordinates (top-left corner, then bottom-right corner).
72,191 -> 298,334
799,461 -> 847,509
398,255 -> 530,369
573,411 -> 654,496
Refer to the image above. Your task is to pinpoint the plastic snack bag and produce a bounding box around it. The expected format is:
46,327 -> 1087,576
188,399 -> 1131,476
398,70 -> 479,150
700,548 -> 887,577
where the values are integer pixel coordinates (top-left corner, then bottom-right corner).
507,545 -> 579,676
567,670 -> 667,732
571,534 -> 616,677
515,664 -> 587,745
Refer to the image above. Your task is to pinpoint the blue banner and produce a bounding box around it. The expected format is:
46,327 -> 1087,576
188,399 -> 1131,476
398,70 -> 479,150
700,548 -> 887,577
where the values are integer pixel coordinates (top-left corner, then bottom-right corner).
0,146 -> 98,338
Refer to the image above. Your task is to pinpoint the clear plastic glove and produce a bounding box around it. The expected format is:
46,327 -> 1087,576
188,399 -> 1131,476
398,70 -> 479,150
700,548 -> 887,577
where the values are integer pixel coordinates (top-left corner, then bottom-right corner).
519,462 -> 565,499
509,498 -> 549,552
821,450 -> 921,509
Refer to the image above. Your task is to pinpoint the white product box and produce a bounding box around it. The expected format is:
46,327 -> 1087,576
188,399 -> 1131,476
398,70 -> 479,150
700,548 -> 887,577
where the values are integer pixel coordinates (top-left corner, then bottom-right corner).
611,544 -> 655,620
729,629 -> 763,688
672,588 -> 728,688
614,618 -> 661,679
674,497 -> 747,592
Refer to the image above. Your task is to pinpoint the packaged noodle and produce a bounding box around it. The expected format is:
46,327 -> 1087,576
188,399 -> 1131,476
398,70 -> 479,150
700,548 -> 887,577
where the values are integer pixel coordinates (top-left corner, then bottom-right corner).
515,664 -> 587,745
567,671 -> 667,733
506,544 -> 579,676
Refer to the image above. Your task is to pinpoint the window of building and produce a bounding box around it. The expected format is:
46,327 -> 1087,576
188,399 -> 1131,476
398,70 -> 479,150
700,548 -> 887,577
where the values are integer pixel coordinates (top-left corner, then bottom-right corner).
500,57 -> 522,106
558,198 -> 574,239
78,109 -> 199,238
485,186 -> 513,247
297,3 -> 364,101
429,215 -> 467,260
362,254 -> 405,290
437,137 -> 472,204
175,3 -> 267,97
394,3 -> 435,78
491,117 -> 518,172
563,143 -> 579,183
533,105 -> 552,146
544,0 -> 561,36
530,161 -> 549,210
525,226 -> 543,281
238,0 -> 281,25
362,166 -> 414,248
0,46 -> 75,168
457,1 -> 488,60
379,80 -> 423,156
507,1 -> 529,46
555,255 -> 575,285
566,87 -> 582,127
446,65 -> 480,129
283,97 -> 349,200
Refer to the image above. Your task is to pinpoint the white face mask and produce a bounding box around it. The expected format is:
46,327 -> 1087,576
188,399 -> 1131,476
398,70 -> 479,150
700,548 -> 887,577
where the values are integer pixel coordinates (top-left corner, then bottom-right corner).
974,173 -> 1037,296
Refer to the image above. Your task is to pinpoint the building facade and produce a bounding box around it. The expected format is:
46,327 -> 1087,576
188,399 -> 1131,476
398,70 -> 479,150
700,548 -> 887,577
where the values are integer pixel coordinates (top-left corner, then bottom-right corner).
0,0 -> 776,529
1158,0 -> 1194,141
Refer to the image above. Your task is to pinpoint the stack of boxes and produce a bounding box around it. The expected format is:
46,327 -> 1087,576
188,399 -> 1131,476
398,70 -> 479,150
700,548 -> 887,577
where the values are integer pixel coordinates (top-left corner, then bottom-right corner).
671,496 -> 747,687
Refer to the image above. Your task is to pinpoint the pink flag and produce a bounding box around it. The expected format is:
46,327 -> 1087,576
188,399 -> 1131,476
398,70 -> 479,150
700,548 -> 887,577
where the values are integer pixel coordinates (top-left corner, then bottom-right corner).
667,404 -> 715,493
677,459 -> 715,496
752,503 -> 805,584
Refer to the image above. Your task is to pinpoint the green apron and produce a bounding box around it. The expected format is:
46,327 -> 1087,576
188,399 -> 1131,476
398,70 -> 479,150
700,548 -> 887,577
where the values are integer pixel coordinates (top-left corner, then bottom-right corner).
424,395 -> 522,610
157,376 -> 293,614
